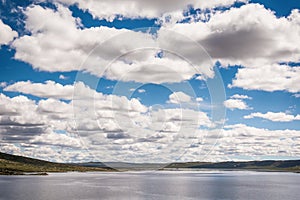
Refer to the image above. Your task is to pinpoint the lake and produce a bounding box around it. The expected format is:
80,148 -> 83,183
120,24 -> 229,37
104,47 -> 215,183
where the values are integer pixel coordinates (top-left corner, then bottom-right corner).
0,171 -> 299,200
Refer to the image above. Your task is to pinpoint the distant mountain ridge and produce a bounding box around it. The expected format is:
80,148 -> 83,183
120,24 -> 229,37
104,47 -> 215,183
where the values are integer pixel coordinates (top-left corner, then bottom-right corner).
165,160 -> 300,172
1,151 -> 300,174
73,162 -> 167,170
72,160 -> 300,172
0,152 -> 114,175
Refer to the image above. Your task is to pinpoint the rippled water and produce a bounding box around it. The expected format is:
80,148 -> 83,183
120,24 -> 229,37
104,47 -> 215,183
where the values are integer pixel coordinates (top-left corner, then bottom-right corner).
0,171 -> 299,200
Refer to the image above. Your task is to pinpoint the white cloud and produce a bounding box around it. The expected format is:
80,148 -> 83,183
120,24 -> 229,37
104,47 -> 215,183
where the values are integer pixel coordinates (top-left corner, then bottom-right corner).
0,94 -> 47,143
224,94 -> 251,110
55,0 -> 247,21
2,80 -> 148,138
138,89 -> 146,93
209,4 -> 300,66
4,80 -> 75,100
230,94 -> 251,99
37,98 -> 73,120
1,90 -> 299,162
2,81 -> 150,134
59,74 -> 68,80
3,2 -> 300,162
0,94 -> 40,123
244,112 -> 300,122
159,4 -> 300,92
168,91 -> 192,104
224,99 -> 250,110
12,5 -> 142,72
0,143 -> 22,156
0,79 -> 216,162
104,55 -> 208,83
293,94 -> 300,98
195,75 -> 206,81
12,4 -> 214,84
213,124 -> 300,159
0,82 -> 7,88
9,3 -> 300,88
30,131 -> 82,148
0,81 -> 149,146
0,19 -> 18,45
150,108 -> 211,128
229,64 -> 300,93
196,97 -> 204,102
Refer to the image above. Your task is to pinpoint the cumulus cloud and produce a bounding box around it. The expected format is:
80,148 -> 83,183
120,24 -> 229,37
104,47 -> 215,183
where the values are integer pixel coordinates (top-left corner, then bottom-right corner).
30,131 -> 82,148
0,79 -> 216,162
2,2 -> 300,162
207,4 -> 300,66
12,4 -> 214,84
224,94 -> 251,110
0,94 -> 47,143
0,94 -> 39,123
196,97 -> 204,102
104,55 -> 208,83
229,64 -> 300,93
244,112 -> 300,122
8,3 -> 300,89
59,74 -> 68,80
293,94 -> 300,98
159,4 -> 300,93
211,124 -> 300,160
168,91 -> 192,104
138,89 -> 146,93
1,79 -> 216,162
0,82 -> 7,88
37,98 -> 73,121
1,81 -> 149,143
230,94 -> 251,99
0,19 -> 18,45
150,108 -> 211,128
12,4 -> 148,72
55,0 -> 247,21
1,89 -> 299,162
4,80 -> 75,100
224,99 -> 250,110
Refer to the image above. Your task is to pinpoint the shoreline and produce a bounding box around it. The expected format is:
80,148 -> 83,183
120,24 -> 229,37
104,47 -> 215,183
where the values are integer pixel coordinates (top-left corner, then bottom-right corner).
1,168 -> 299,176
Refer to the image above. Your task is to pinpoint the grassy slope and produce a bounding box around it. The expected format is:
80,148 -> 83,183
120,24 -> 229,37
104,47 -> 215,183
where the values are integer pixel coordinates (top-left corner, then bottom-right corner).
2,151 -> 299,174
0,152 -> 115,175
165,160 -> 300,172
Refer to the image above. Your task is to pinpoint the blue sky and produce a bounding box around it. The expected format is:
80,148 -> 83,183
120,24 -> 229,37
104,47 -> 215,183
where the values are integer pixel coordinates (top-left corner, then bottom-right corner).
0,0 -> 300,163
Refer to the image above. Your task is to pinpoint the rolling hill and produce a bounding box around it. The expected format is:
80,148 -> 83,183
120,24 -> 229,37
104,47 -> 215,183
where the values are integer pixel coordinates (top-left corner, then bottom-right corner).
0,152 -> 115,175
165,160 -> 300,172
2,151 -> 300,174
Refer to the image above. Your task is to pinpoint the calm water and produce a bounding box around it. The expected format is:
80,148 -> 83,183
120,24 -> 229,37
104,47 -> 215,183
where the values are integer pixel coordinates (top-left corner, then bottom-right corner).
0,171 -> 299,200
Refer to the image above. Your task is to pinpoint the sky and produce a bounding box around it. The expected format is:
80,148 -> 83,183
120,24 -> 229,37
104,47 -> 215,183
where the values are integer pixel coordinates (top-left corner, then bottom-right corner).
0,0 -> 300,163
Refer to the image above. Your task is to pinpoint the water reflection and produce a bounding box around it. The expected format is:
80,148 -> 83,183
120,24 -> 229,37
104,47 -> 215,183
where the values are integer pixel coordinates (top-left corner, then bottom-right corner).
0,171 -> 299,200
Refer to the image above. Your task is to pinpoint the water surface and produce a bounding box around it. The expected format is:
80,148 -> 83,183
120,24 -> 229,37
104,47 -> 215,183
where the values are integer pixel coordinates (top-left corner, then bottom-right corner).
0,171 -> 299,200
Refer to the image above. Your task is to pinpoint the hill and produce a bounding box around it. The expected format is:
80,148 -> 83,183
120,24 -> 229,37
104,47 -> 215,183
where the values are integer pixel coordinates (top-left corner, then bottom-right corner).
2,151 -> 299,174
73,162 -> 166,171
165,160 -> 300,172
0,152 -> 115,175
